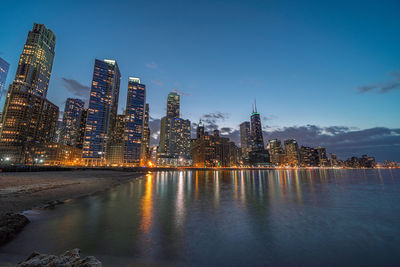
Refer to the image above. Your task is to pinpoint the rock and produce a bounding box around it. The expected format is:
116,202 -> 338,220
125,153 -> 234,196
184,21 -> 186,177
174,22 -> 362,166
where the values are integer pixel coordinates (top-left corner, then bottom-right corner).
17,248 -> 102,266
42,200 -> 64,209
0,213 -> 30,246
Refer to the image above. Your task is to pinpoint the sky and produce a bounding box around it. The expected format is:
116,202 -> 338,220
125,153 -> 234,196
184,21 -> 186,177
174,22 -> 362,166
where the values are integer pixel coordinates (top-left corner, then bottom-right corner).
0,0 -> 399,161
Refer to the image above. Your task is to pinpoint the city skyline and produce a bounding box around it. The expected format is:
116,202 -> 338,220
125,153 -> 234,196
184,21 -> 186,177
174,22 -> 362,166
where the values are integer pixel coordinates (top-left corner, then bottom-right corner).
0,1 -> 399,161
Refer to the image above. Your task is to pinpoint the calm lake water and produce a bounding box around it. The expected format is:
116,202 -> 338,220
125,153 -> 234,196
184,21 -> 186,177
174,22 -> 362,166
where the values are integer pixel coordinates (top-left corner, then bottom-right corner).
1,169 -> 400,266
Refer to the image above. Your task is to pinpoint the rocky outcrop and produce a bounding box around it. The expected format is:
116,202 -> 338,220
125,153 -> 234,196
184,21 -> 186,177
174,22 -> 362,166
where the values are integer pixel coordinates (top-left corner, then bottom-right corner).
17,248 -> 102,267
0,213 -> 30,246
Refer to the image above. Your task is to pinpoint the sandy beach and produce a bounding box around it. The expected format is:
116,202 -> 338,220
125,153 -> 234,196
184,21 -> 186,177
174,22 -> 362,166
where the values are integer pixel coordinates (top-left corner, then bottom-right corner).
0,170 -> 145,216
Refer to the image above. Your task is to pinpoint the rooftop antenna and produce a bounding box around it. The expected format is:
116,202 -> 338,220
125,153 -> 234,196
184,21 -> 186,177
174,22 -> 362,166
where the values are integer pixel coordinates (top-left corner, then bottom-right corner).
254,98 -> 257,113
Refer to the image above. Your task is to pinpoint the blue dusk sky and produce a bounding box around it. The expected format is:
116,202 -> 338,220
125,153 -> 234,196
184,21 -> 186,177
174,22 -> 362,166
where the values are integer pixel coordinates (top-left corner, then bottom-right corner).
0,0 -> 399,161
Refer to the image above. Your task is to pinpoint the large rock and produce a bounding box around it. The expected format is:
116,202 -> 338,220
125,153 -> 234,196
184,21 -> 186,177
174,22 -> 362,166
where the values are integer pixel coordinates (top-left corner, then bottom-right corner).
17,248 -> 102,267
0,213 -> 30,246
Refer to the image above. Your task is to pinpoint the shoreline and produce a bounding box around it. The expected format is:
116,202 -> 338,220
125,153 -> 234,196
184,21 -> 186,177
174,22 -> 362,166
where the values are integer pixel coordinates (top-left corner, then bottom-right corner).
0,169 -> 146,246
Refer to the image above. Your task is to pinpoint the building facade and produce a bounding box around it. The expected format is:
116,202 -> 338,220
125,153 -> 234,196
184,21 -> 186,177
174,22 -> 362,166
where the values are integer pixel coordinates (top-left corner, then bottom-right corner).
269,139 -> 284,166
124,77 -> 146,165
9,23 -> 56,98
0,57 -> 10,101
140,103 -> 151,166
106,114 -> 125,165
0,24 -> 58,164
284,139 -> 299,166
60,98 -> 85,146
250,110 -> 264,151
82,59 -> 120,166
240,121 -> 251,157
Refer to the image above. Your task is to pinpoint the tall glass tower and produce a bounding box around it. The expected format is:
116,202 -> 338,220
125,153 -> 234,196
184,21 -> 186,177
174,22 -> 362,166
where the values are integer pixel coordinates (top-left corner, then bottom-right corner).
250,103 -> 264,151
240,121 -> 251,156
83,59 -> 121,166
0,57 -> 10,101
10,23 -> 56,98
167,92 -> 180,118
0,24 -> 58,164
60,98 -> 85,146
124,77 -> 146,165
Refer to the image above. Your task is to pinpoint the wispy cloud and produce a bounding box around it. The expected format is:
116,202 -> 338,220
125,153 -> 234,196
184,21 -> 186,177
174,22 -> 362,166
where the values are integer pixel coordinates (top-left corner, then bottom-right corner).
61,78 -> 90,99
145,61 -> 159,69
357,70 -> 400,94
151,80 -> 163,86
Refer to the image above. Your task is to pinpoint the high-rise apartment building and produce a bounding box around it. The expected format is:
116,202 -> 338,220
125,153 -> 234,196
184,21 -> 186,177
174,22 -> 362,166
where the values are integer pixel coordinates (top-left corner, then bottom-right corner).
60,98 -> 85,146
191,123 -> 237,167
106,114 -> 125,165
76,109 -> 87,149
157,92 -> 191,165
0,57 -> 10,100
167,92 -> 180,118
124,77 -> 146,165
140,103 -> 151,166
0,24 -> 58,164
269,139 -> 284,165
299,146 -> 318,167
9,23 -> 56,98
284,139 -> 299,166
240,121 -> 251,156
315,146 -> 328,166
83,59 -> 120,166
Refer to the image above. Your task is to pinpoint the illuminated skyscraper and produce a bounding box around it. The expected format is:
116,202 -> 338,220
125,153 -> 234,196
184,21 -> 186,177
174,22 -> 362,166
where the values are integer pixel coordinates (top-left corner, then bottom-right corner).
240,121 -> 251,156
0,57 -> 10,101
140,103 -> 151,166
9,23 -> 56,98
0,24 -> 58,164
157,92 -> 191,165
167,92 -> 180,118
250,104 -> 264,151
284,139 -> 299,166
60,98 -> 85,146
124,77 -> 146,165
83,59 -> 120,165
196,119 -> 205,138
269,139 -> 284,165
106,114 -> 125,165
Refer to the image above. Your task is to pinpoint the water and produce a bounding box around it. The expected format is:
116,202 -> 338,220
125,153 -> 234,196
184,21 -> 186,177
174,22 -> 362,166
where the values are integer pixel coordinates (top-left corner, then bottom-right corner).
1,169 -> 400,266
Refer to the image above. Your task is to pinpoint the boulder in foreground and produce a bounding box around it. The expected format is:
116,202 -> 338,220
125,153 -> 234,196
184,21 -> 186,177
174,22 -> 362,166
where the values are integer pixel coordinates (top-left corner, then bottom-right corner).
17,248 -> 101,267
0,213 -> 30,246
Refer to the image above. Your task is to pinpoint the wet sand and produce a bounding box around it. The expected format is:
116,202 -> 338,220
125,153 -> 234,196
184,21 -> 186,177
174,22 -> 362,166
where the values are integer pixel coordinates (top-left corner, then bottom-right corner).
0,170 -> 145,216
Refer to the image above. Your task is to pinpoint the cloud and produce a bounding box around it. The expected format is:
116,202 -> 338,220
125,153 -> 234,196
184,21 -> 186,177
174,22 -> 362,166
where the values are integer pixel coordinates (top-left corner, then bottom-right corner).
61,78 -> 90,98
145,62 -> 159,69
151,80 -> 163,86
260,125 -> 400,162
357,70 -> 400,94
200,112 -> 229,131
149,117 -> 161,146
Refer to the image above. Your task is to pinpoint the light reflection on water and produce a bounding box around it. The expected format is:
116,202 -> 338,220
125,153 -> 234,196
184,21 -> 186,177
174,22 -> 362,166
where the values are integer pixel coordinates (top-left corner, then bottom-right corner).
1,169 -> 400,266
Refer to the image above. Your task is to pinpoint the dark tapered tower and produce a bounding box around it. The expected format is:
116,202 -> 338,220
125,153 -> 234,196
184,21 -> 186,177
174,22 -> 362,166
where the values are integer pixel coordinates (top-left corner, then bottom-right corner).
250,101 -> 264,151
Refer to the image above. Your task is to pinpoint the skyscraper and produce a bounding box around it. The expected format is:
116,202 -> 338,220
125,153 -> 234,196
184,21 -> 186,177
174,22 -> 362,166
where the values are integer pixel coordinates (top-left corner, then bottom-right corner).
124,77 -> 146,165
106,114 -> 125,165
250,104 -> 264,151
167,92 -> 180,118
157,91 -> 191,166
9,23 -> 56,98
83,59 -> 121,166
0,24 -> 58,164
240,121 -> 251,156
284,139 -> 299,166
140,103 -> 151,166
269,139 -> 284,165
60,98 -> 85,146
0,57 -> 10,101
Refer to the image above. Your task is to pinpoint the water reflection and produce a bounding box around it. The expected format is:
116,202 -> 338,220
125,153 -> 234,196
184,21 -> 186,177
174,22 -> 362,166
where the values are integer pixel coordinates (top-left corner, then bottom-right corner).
1,169 -> 400,266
